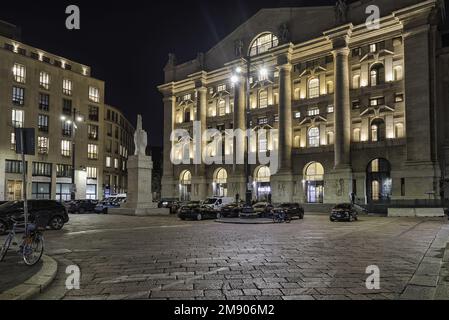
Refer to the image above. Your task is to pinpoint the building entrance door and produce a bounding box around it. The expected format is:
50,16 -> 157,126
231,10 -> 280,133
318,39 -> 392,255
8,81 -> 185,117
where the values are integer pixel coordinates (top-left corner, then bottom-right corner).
7,180 -> 22,201
306,181 -> 324,203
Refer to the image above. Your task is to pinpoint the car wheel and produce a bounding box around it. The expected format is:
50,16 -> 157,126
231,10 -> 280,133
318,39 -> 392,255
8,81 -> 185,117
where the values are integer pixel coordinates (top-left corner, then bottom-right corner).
197,213 -> 203,221
49,216 -> 64,230
0,220 -> 8,235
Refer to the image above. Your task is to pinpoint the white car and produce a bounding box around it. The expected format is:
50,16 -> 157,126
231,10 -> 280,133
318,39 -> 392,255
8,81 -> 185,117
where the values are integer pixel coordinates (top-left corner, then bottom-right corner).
202,197 -> 234,211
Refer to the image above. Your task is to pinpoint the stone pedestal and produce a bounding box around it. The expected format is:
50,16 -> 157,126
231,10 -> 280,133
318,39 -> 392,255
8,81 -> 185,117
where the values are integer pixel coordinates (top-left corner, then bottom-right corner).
110,155 -> 169,216
325,168 -> 353,204
271,170 -> 294,203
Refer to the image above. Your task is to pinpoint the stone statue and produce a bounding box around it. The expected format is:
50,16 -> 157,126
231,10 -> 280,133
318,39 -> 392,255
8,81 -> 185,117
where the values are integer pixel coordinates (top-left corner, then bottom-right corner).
335,0 -> 348,24
134,115 -> 148,156
166,53 -> 176,67
279,23 -> 290,43
234,39 -> 244,57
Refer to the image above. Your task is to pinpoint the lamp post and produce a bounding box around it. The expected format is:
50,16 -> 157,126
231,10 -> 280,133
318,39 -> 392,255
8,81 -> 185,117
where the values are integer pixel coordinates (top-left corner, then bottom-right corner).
61,108 -> 84,201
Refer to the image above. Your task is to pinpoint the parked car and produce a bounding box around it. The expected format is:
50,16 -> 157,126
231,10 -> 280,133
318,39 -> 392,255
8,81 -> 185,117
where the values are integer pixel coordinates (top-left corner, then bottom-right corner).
253,202 -> 274,218
239,204 -> 258,218
330,203 -> 358,222
202,197 -> 234,211
0,200 -> 69,234
67,200 -> 98,214
178,202 -> 217,221
271,203 -> 305,220
219,201 -> 245,218
94,195 -> 126,214
158,198 -> 181,214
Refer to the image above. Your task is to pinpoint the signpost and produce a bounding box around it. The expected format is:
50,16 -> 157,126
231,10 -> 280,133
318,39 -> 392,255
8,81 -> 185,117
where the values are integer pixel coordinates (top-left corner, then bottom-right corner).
15,128 -> 35,234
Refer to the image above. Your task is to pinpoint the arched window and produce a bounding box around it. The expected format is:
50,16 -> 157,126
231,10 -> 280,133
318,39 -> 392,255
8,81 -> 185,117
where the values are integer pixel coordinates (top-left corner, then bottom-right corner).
217,99 -> 226,116
179,170 -> 192,201
366,158 -> 392,203
308,78 -> 320,98
255,166 -> 271,183
326,81 -> 334,94
259,90 -> 268,108
395,123 -> 404,138
308,127 -> 320,147
213,168 -> 228,197
353,75 -> 361,89
353,128 -> 361,142
249,33 -> 279,57
304,162 -> 325,203
370,63 -> 385,86
371,118 -> 386,142
393,66 -> 403,81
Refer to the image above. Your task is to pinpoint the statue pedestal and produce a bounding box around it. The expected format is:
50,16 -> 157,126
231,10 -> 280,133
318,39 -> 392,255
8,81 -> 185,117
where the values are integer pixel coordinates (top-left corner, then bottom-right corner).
109,155 -> 169,216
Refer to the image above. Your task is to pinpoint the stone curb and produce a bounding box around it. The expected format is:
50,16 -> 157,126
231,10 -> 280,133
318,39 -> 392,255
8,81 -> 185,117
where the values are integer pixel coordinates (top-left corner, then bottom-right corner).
0,255 -> 58,300
215,219 -> 275,225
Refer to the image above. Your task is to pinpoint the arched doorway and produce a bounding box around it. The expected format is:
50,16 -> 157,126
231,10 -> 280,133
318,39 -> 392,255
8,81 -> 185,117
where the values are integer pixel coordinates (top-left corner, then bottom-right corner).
213,168 -> 228,197
371,118 -> 386,142
179,170 -> 192,201
304,162 -> 324,203
254,166 -> 271,201
366,158 -> 392,203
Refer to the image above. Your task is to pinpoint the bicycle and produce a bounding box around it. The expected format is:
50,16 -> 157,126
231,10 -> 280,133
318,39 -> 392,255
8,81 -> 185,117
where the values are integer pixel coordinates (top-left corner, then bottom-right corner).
0,216 -> 45,266
273,211 -> 292,223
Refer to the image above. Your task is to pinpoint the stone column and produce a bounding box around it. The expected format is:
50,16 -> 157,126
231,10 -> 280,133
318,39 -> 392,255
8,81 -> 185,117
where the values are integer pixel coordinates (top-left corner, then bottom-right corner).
161,94 -> 176,198
271,53 -> 294,203
192,84 -> 208,201
333,47 -> 351,169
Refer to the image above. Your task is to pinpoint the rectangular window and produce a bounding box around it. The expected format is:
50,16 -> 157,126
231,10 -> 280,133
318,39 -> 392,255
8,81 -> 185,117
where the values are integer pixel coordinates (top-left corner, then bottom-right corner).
258,117 -> 268,125
89,86 -> 100,103
31,182 -> 51,200
39,93 -> 50,111
217,84 -> 226,92
63,79 -> 72,95
307,107 -> 320,116
62,99 -> 72,115
12,86 -> 25,105
395,93 -> 404,103
61,140 -> 71,157
182,93 -> 192,101
37,137 -> 49,154
370,97 -> 385,107
88,144 -> 98,160
352,100 -> 361,109
5,160 -> 24,174
56,183 -> 71,201
56,164 -> 72,178
114,158 -> 119,169
38,114 -> 49,132
39,71 -> 50,90
88,124 -> 99,140
12,109 -> 24,128
88,106 -> 99,122
87,167 -> 97,179
294,112 -> 301,119
107,123 -> 112,137
62,122 -> 72,137
106,140 -> 112,153
274,114 -> 279,122
13,64 -> 26,83
370,43 -> 377,53
106,156 -> 111,168
10,133 -> 16,150
352,48 -> 362,56
327,105 -> 334,113
32,162 -> 52,177
86,184 -> 97,200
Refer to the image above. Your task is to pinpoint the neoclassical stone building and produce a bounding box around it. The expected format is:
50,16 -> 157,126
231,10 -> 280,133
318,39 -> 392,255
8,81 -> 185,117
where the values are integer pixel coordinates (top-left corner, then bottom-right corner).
158,0 -> 449,206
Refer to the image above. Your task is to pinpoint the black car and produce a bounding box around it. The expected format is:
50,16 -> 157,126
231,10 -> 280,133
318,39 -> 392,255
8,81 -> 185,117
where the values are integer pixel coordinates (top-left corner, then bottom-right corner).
158,199 -> 181,214
272,203 -> 305,219
178,203 -> 217,221
67,200 -> 98,214
330,203 -> 358,222
0,200 -> 69,234
253,202 -> 275,218
219,202 -> 244,218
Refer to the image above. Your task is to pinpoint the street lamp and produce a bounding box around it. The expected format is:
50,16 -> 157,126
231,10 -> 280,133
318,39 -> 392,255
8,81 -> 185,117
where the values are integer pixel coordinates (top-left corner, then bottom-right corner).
61,108 -> 84,201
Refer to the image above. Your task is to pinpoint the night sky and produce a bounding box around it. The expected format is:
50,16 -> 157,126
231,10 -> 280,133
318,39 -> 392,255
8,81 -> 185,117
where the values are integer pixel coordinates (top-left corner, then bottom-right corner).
1,0 -> 336,147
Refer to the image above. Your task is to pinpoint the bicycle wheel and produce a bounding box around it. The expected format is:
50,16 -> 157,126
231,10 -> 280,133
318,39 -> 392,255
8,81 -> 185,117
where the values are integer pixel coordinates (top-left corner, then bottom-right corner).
0,235 -> 12,262
22,233 -> 44,266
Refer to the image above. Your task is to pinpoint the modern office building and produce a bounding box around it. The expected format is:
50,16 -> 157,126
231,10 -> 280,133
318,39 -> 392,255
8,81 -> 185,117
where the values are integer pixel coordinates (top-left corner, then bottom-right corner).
158,0 -> 449,207
0,21 -> 133,201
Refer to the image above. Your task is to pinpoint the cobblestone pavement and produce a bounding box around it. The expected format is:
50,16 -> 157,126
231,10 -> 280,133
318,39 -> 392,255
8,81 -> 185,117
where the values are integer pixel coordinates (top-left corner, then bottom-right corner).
28,214 -> 449,300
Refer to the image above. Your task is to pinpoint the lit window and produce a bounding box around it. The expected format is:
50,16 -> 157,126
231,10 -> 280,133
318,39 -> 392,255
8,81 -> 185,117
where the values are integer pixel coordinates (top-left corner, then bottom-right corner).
294,112 -> 301,119
274,114 -> 279,122
88,144 -> 98,160
395,123 -> 405,138
370,97 -> 385,107
87,167 -> 97,179
38,114 -> 49,132
259,90 -> 268,108
63,79 -> 72,95
208,105 -> 216,117
12,87 -> 25,105
89,86 -> 100,103
258,117 -> 268,125
308,78 -> 320,98
218,100 -> 226,116
106,156 -> 111,168
370,44 -> 377,53
39,71 -> 50,90
38,137 -> 49,154
308,107 -> 320,117
249,33 -> 279,56
395,93 -> 404,102
327,105 -> 334,113
308,127 -> 320,147
327,131 -> 334,145
12,109 -> 24,128
394,66 -> 403,81
13,63 -> 26,83
326,81 -> 334,94
217,84 -> 226,92
370,64 -> 385,86
182,93 -> 192,101
353,128 -> 361,142
61,140 -> 71,157
10,133 -> 16,150
114,158 -> 119,169
88,124 -> 99,140
353,75 -> 361,89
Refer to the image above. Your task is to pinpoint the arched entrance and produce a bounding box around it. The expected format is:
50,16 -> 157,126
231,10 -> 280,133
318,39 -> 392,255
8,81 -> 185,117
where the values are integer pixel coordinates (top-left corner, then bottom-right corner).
366,158 -> 392,203
213,168 -> 228,197
179,170 -> 192,201
254,166 -> 271,201
304,162 -> 324,203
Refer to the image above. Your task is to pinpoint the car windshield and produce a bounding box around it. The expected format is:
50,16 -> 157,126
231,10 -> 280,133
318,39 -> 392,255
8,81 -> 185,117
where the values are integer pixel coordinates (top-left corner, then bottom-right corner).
335,204 -> 351,209
203,199 -> 217,205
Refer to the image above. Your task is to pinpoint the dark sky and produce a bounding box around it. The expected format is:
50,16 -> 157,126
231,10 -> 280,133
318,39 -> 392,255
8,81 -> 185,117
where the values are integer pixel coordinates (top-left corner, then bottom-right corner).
0,0 -> 336,147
